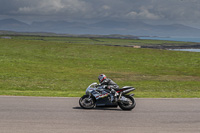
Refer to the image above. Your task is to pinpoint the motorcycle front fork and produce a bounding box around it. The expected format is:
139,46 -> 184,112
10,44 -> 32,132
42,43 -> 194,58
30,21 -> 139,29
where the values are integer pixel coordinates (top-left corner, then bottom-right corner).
87,94 -> 92,101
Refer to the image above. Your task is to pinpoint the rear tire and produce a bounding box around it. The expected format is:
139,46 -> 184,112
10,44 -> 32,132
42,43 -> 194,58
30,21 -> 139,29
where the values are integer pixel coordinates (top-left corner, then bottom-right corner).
79,95 -> 95,109
118,95 -> 136,110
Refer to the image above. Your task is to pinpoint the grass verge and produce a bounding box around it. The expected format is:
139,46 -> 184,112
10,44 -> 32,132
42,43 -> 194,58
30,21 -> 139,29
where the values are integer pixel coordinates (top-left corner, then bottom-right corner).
0,36 -> 200,97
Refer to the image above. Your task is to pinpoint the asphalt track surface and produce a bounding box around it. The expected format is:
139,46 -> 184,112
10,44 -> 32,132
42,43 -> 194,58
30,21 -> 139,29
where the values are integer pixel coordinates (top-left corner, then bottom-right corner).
0,96 -> 200,133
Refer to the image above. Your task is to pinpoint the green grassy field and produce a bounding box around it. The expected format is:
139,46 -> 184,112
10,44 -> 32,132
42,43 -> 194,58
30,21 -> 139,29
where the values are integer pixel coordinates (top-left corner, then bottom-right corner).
10,35 -> 197,46
0,36 -> 200,97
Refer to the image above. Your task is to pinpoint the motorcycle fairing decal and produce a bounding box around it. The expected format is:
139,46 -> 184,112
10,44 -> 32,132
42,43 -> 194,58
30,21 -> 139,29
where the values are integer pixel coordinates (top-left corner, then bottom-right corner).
116,89 -> 125,93
96,93 -> 109,99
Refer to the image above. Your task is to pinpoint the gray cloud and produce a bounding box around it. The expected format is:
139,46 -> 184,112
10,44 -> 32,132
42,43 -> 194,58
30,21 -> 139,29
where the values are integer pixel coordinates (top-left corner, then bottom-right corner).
0,0 -> 200,27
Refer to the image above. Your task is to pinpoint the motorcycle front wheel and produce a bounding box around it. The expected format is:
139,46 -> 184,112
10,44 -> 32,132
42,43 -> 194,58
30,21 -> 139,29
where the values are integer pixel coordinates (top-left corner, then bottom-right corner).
79,95 -> 96,109
118,95 -> 136,110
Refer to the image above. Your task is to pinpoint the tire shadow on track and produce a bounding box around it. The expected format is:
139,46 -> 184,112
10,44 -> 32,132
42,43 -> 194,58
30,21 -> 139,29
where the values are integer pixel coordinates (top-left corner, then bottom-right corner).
73,106 -> 123,111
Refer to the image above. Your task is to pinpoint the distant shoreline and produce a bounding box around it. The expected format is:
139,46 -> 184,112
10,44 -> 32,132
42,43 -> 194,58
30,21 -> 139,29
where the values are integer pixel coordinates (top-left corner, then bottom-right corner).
1,32 -> 200,50
102,44 -> 200,50
141,44 -> 200,49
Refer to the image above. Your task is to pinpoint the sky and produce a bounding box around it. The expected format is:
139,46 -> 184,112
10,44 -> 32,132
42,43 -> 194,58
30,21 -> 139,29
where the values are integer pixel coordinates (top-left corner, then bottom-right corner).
1,0 -> 200,28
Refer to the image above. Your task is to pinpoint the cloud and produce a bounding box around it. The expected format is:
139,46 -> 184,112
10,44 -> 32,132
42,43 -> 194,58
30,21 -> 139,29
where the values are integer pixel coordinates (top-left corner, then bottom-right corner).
126,7 -> 161,20
15,0 -> 88,16
0,0 -> 200,27
18,0 -> 64,14
102,5 -> 111,10
147,0 -> 200,21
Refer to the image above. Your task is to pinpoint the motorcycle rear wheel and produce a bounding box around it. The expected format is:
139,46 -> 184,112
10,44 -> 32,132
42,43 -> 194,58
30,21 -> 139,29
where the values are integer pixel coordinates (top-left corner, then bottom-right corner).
118,95 -> 136,110
79,95 -> 95,109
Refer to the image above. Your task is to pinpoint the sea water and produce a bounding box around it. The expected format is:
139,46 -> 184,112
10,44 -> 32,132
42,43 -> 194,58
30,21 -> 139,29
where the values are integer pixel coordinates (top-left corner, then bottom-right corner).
140,37 -> 200,43
140,37 -> 200,52
170,49 -> 200,52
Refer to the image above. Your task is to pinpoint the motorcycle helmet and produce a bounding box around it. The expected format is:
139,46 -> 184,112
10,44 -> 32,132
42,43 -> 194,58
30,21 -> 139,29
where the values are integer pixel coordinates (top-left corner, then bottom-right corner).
98,74 -> 106,83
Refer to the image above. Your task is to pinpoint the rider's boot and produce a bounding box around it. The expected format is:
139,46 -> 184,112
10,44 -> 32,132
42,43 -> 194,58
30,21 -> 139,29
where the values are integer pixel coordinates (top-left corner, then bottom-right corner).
110,94 -> 114,103
110,89 -> 118,103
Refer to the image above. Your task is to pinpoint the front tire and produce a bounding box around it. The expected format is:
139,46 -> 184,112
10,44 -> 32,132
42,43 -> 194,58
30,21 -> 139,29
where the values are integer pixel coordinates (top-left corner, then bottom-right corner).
79,95 -> 96,109
118,95 -> 136,110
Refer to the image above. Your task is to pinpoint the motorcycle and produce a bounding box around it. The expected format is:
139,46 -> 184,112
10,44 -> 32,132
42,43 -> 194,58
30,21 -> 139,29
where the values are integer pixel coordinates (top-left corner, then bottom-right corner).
79,82 -> 136,110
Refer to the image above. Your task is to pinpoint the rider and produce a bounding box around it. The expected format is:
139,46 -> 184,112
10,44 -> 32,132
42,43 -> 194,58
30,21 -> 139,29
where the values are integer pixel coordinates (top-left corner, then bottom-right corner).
98,74 -> 119,102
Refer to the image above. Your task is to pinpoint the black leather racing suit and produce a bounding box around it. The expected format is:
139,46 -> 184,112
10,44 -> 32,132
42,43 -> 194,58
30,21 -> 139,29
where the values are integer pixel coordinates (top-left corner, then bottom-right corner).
100,78 -> 119,102
100,78 -> 119,90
